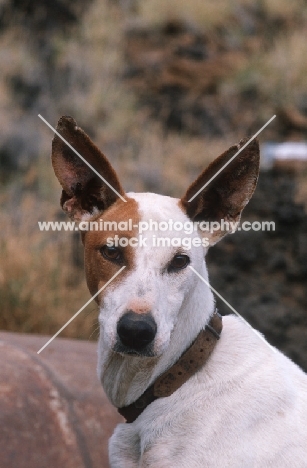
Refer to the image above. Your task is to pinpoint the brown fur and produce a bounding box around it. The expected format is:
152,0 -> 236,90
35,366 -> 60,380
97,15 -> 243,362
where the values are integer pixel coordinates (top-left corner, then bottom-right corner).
83,196 -> 140,299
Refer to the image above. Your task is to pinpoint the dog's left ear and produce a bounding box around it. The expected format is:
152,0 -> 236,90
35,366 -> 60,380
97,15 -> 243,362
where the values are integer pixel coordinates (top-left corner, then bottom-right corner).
180,138 -> 260,245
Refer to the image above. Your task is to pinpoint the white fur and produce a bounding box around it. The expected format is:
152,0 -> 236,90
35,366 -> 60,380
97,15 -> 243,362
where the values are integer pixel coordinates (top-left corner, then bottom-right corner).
96,193 -> 307,467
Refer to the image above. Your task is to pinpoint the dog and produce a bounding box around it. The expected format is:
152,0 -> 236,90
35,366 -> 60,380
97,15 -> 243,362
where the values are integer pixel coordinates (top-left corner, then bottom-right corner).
52,116 -> 307,467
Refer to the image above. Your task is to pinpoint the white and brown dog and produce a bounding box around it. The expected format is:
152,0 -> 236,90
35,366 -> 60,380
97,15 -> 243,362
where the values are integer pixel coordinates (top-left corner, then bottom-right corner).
52,116 -> 307,467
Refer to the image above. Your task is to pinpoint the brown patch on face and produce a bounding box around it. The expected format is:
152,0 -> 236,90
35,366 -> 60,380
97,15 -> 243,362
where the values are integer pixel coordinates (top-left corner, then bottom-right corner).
83,196 -> 140,302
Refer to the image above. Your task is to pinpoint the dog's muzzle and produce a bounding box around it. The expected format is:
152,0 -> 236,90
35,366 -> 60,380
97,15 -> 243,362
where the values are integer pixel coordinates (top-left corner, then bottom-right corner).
116,311 -> 157,355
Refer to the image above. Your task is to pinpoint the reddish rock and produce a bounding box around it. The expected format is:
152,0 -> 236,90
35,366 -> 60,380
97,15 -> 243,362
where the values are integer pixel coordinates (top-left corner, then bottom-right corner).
0,332 -> 122,468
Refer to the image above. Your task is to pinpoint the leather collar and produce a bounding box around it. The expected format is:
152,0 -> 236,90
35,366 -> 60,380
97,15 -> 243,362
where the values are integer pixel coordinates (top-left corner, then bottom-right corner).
118,311 -> 222,423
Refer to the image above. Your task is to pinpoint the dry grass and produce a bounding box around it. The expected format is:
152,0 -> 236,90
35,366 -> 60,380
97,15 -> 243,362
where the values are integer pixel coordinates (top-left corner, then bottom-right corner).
54,1 -> 138,144
259,30 -> 307,106
137,0 -> 236,28
262,0 -> 307,18
135,0 -> 307,29
231,29 -> 307,107
0,189 -> 98,339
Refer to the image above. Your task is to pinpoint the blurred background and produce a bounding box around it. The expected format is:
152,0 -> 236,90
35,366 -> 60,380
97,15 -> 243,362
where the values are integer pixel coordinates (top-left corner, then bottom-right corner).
0,0 -> 306,369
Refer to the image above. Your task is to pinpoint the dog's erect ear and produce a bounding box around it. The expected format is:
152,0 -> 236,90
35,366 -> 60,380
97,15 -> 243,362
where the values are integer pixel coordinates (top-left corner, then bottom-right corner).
51,116 -> 125,220
180,138 -> 260,245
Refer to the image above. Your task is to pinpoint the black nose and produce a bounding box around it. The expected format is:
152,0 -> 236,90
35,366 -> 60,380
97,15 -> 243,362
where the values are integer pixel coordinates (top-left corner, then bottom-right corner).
117,311 -> 157,351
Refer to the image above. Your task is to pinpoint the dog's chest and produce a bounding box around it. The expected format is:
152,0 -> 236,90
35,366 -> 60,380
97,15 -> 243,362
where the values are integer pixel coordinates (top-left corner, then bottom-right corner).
109,317 -> 307,468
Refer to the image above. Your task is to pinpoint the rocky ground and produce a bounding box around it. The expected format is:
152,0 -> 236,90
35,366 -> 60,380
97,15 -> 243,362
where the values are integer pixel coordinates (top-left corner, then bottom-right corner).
207,168 -> 307,371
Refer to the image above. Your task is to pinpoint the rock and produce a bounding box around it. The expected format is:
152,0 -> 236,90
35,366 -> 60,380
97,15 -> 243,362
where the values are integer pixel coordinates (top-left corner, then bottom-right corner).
0,332 -> 122,468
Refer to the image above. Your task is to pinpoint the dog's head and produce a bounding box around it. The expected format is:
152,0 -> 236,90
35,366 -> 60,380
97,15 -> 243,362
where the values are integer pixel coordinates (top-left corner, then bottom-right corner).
52,116 -> 259,361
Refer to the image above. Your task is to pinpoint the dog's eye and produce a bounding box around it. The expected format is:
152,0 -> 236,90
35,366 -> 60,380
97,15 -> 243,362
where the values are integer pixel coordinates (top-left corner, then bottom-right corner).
168,254 -> 190,272
100,245 -> 122,263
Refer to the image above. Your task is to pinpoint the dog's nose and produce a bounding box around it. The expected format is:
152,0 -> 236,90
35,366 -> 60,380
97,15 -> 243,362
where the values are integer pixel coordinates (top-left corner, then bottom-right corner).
117,311 -> 157,351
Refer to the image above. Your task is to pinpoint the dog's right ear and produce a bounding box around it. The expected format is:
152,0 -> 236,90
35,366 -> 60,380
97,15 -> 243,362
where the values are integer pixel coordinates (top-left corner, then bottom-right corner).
51,116 -> 125,220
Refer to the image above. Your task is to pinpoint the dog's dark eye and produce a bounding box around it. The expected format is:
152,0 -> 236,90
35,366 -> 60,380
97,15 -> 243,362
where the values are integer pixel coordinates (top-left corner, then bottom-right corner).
100,245 -> 122,263
168,254 -> 190,272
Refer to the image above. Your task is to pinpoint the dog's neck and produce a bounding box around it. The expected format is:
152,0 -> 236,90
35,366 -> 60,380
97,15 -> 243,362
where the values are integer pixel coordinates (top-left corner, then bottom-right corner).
99,266 -> 215,408
118,311 -> 222,423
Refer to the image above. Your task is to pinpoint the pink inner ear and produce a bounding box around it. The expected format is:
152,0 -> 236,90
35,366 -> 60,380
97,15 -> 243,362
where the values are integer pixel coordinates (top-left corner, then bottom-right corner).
63,196 -> 77,214
53,156 -> 89,197
60,191 -> 84,220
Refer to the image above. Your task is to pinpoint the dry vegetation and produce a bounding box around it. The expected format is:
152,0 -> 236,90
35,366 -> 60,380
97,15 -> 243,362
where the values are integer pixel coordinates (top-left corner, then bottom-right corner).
138,0 -> 307,27
0,191 -> 97,338
0,0 -> 307,339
